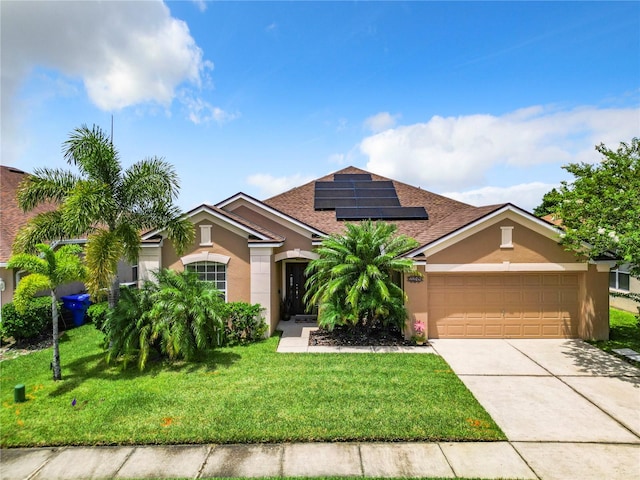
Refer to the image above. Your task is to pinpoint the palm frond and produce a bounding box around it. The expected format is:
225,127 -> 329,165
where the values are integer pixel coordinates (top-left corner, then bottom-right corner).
62,180 -> 117,233
16,168 -> 78,212
85,229 -> 123,298
12,274 -> 52,313
62,124 -> 122,186
12,211 -> 71,254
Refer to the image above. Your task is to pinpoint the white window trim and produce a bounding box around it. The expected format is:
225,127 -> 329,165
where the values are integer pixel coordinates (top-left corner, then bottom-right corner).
200,224 -> 213,246
500,226 -> 514,249
181,252 -> 230,266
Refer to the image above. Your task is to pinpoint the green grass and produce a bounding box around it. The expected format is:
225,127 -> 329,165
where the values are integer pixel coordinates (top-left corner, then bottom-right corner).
589,308 -> 640,363
0,326 -> 504,447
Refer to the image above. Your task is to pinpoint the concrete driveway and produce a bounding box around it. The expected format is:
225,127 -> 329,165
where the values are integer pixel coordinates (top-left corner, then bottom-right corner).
431,338 -> 640,479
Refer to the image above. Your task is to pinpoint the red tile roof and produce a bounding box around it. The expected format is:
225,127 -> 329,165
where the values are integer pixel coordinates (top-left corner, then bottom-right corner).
0,166 -> 58,262
263,166 -> 508,247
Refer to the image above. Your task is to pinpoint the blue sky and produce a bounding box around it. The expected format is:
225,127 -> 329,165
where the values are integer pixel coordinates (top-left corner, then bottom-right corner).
2,1 -> 639,212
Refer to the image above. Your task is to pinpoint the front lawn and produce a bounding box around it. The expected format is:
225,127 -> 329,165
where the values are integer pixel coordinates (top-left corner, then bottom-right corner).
0,326 -> 504,447
589,308 -> 640,363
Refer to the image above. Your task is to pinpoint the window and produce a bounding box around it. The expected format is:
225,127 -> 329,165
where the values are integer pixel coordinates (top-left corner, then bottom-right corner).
609,269 -> 630,291
186,261 -> 226,297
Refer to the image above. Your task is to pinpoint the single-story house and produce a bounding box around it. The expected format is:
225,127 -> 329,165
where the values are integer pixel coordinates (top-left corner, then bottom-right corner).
0,165 -> 135,313
140,166 -> 613,340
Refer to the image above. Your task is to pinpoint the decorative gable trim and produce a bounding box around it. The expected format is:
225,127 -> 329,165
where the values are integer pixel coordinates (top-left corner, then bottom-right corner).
216,192 -> 327,238
406,204 -> 564,258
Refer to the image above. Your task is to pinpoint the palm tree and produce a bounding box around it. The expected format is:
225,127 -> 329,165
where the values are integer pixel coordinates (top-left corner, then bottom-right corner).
106,269 -> 225,370
7,244 -> 86,380
13,124 -> 194,307
304,220 -> 420,333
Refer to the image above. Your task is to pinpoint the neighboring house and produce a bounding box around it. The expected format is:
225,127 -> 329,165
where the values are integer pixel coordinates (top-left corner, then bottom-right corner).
140,166 -> 613,340
0,165 -> 135,310
609,265 -> 640,314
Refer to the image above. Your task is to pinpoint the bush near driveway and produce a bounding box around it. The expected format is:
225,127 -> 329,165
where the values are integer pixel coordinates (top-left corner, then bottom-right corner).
0,325 -> 504,447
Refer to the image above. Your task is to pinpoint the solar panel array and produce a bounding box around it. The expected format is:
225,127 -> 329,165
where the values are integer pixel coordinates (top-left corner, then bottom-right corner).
314,173 -> 428,221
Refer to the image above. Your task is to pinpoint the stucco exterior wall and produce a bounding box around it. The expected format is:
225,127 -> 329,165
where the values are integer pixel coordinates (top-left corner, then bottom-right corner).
403,265 -> 428,338
162,221 -> 251,303
429,219 -> 579,265
578,264 -> 610,340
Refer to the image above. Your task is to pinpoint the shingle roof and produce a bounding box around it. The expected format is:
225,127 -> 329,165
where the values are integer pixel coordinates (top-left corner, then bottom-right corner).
0,166 -> 58,262
263,166 -> 508,247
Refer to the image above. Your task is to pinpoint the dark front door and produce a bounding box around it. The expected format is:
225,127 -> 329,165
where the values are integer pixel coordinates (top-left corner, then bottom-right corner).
285,263 -> 308,315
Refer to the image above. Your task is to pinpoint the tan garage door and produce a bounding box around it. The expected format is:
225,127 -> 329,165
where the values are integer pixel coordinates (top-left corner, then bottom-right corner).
428,273 -> 580,338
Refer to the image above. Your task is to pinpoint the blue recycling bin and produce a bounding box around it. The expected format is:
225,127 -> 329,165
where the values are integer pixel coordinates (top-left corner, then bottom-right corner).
60,294 -> 91,326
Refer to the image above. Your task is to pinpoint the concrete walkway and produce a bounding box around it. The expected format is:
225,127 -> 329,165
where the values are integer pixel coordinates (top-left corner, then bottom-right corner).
2,328 -> 639,480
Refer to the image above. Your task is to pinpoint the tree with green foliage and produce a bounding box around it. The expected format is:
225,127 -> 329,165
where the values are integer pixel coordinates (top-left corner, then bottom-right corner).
533,187 -> 563,217
304,220 -> 420,332
13,124 -> 194,308
7,244 -> 86,380
106,269 -> 225,370
553,138 -> 639,280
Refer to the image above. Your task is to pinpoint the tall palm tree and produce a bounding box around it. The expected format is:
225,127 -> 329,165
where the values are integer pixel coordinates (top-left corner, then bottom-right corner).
13,124 -> 194,307
304,220 -> 420,332
7,244 -> 86,380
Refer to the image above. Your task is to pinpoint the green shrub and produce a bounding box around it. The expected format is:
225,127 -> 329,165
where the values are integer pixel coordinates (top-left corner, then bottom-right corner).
105,270 -> 226,370
0,297 -> 56,341
222,302 -> 267,345
86,301 -> 110,332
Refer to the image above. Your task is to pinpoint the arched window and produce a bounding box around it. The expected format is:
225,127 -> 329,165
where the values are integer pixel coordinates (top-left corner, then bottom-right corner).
185,261 -> 227,298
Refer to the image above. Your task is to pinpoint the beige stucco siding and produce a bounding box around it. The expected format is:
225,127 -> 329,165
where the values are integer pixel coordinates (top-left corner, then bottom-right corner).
162,221 -> 251,303
430,220 -> 579,265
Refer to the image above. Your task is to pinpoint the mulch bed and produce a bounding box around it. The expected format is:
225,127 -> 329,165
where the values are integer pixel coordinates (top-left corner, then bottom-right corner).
309,325 -> 420,347
0,332 -> 53,361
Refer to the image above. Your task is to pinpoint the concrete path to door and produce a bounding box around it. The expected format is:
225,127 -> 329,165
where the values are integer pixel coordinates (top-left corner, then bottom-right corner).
431,338 -> 640,480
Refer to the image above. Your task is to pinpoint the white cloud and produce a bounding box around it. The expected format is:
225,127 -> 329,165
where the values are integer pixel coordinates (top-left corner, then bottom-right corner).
180,93 -> 240,125
1,0 -> 213,161
247,173 -> 316,198
363,112 -> 400,133
360,105 -> 639,191
443,182 -> 559,213
192,0 -> 208,13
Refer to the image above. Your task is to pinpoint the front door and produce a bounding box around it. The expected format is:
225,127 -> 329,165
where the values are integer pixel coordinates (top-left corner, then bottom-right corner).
285,263 -> 308,315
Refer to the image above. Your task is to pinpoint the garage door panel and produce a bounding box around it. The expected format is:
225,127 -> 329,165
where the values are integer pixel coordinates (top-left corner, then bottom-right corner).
428,273 -> 580,339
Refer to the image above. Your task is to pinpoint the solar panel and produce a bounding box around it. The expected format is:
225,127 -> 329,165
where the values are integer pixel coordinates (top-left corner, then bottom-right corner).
314,188 -> 356,199
335,206 -> 429,221
356,197 -> 401,207
353,180 -> 394,190
334,173 -> 372,182
314,198 -> 358,210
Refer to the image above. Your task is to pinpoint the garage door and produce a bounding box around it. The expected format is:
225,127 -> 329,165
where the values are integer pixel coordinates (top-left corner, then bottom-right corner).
428,273 -> 580,338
